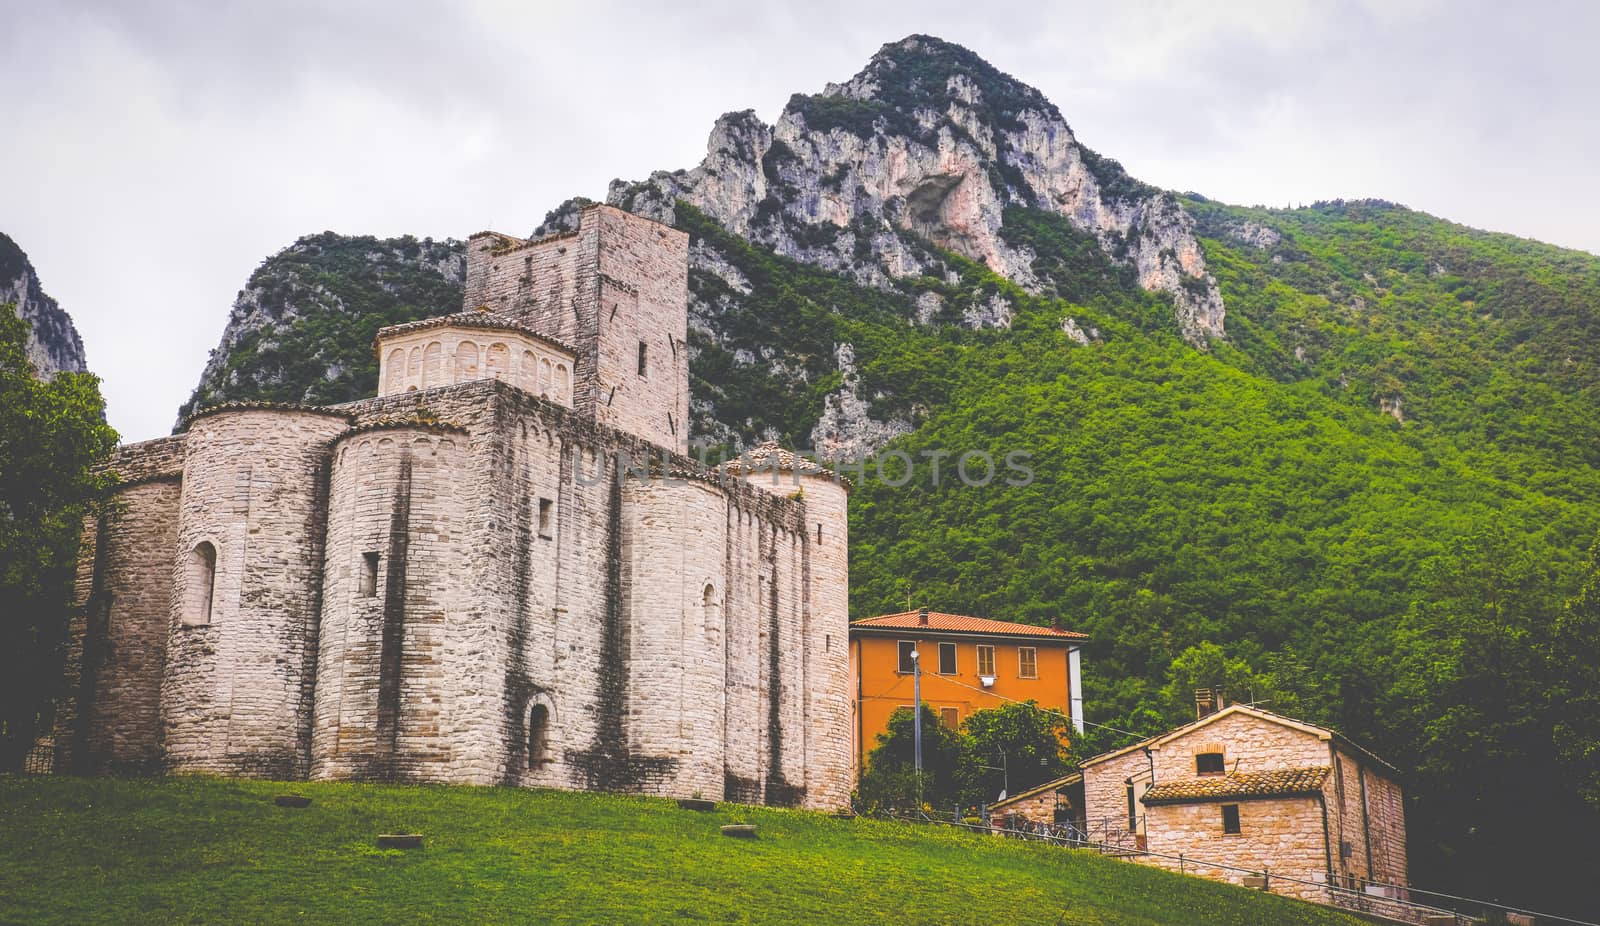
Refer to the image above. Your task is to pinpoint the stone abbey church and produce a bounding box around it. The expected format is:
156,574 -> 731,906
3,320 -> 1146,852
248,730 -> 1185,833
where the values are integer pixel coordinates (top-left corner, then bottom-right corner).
54,205 -> 852,809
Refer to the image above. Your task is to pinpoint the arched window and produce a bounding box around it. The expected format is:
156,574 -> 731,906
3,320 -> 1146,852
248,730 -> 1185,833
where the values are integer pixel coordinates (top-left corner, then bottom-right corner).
421,342 -> 443,388
454,340 -> 480,383
486,342 -> 510,379
702,584 -> 720,643
184,541 -> 217,626
538,358 -> 553,397
554,363 -> 570,402
384,349 -> 405,392
407,346 -> 422,386
528,703 -> 550,768
521,350 -> 537,391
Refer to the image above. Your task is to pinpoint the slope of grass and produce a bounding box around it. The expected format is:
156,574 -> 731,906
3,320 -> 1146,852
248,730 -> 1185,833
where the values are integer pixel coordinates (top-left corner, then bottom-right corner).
0,775 -> 1363,925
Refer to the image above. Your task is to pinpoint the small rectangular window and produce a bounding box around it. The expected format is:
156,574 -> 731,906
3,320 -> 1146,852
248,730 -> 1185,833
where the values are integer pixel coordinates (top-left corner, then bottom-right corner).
1127,784 -> 1137,832
977,645 -> 995,677
538,498 -> 554,538
825,633 -> 831,652
360,552 -> 380,597
937,642 -> 957,675
1196,752 -> 1226,776
897,641 -> 917,674
939,707 -> 959,729
637,341 -> 648,376
1222,804 -> 1241,835
1018,647 -> 1038,679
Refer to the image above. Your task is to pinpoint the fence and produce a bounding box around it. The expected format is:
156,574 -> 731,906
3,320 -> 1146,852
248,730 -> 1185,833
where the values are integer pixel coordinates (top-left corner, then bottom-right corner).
871,808 -> 1597,926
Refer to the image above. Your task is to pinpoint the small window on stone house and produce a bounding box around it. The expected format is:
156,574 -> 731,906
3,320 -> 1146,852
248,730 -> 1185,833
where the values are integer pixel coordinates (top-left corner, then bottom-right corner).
1196,752 -> 1226,776
939,707 -> 960,729
538,498 -> 554,538
637,341 -> 648,377
360,552 -> 380,597
527,703 -> 550,767
1222,804 -> 1241,835
1126,783 -> 1137,832
897,640 -> 917,674
937,642 -> 957,675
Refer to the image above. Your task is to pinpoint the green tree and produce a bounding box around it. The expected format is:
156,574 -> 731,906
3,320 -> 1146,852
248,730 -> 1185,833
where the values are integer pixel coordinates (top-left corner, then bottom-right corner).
959,700 -> 1071,803
857,704 -> 967,812
0,309 -> 117,769
1551,537 -> 1600,809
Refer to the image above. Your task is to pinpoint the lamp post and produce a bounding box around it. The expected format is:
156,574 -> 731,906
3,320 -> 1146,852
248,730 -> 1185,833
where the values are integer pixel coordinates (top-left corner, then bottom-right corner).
910,647 -> 922,810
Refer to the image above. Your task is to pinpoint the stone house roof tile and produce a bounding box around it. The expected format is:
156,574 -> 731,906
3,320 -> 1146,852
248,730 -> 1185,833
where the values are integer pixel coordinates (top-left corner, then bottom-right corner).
1140,766 -> 1331,805
851,611 -> 1088,640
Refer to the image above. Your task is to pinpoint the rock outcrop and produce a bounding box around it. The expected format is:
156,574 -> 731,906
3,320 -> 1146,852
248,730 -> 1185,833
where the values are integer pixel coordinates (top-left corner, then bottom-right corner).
0,232 -> 88,377
612,34 -> 1225,345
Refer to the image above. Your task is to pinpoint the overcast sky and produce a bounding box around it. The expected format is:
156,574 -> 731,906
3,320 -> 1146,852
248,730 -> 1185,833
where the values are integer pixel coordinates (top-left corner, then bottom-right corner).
7,0 -> 1598,441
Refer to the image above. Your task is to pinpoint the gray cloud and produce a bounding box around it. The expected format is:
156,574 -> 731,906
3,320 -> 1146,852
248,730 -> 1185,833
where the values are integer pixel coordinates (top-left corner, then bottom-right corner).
3,0 -> 1596,441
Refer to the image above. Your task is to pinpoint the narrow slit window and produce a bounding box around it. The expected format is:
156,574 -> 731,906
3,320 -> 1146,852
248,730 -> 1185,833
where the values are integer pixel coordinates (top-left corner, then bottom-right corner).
637,341 -> 648,376
528,703 -> 550,767
360,552 -> 380,597
184,541 -> 217,626
1018,646 -> 1038,679
937,641 -> 957,675
1222,804 -> 1241,835
538,498 -> 554,538
816,523 -> 823,544
1126,784 -> 1137,832
977,645 -> 996,677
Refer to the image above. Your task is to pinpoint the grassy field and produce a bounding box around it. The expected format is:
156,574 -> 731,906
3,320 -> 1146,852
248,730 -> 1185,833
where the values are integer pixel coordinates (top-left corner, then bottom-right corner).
0,775 -> 1367,925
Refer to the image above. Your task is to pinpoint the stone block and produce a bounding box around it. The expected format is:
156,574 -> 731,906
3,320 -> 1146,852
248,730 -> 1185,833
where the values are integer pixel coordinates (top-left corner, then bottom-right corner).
376,834 -> 423,849
720,824 -> 757,839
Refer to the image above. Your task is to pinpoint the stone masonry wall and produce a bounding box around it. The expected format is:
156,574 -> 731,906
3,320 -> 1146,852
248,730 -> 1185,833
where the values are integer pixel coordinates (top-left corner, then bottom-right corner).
311,425 -> 465,782
1142,797 -> 1331,902
464,206 -> 688,455
1152,711 -> 1330,782
162,408 -> 350,778
1084,748 -> 1151,840
377,326 -> 574,405
794,473 -> 851,809
1359,759 -> 1408,886
54,479 -> 181,774
591,206 -> 690,455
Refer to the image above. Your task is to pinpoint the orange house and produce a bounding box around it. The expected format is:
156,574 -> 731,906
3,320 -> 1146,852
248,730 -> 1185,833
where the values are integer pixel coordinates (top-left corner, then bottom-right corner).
848,609 -> 1088,778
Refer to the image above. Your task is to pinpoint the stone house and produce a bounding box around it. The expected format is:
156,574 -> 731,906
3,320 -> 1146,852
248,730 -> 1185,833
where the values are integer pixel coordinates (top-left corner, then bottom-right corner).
1080,703 -> 1407,902
986,772 -> 1083,831
52,204 -> 852,809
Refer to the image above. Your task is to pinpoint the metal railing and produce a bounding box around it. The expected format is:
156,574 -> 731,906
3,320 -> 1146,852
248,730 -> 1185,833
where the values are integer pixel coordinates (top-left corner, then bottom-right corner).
868,808 -> 1599,926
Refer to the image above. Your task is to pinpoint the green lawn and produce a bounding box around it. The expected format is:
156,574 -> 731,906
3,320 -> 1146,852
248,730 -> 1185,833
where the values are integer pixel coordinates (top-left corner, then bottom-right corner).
0,776 -> 1366,925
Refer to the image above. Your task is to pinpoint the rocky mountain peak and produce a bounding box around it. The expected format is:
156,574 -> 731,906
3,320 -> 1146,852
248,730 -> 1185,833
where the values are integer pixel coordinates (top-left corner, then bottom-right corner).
0,232 -> 87,378
612,35 -> 1225,345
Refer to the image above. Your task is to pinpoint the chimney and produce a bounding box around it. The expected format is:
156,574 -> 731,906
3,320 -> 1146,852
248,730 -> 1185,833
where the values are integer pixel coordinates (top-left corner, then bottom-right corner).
918,607 -> 929,626
1195,687 -> 1225,720
1050,614 -> 1061,631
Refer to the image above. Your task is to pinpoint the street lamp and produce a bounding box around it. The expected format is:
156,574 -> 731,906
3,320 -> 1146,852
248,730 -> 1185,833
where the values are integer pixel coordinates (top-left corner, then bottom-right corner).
910,647 -> 922,811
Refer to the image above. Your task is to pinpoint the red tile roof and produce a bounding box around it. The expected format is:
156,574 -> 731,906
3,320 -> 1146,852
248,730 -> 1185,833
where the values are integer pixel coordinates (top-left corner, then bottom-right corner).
1140,766 -> 1331,805
850,611 -> 1088,640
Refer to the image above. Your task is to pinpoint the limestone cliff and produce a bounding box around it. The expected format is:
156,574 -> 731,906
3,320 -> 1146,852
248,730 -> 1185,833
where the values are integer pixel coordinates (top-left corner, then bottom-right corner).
0,232 -> 88,378
181,232 -> 465,425
612,35 -> 1225,345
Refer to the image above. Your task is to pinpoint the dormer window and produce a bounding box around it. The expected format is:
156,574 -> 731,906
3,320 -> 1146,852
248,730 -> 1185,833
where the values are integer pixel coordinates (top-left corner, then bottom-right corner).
1196,752 -> 1226,776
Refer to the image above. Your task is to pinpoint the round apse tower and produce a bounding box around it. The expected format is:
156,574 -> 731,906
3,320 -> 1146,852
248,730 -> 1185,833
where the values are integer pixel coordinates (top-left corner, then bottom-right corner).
160,405 -> 350,778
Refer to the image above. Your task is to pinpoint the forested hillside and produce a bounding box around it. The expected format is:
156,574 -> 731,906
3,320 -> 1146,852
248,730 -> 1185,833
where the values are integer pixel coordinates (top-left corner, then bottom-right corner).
175,37 -> 1600,915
